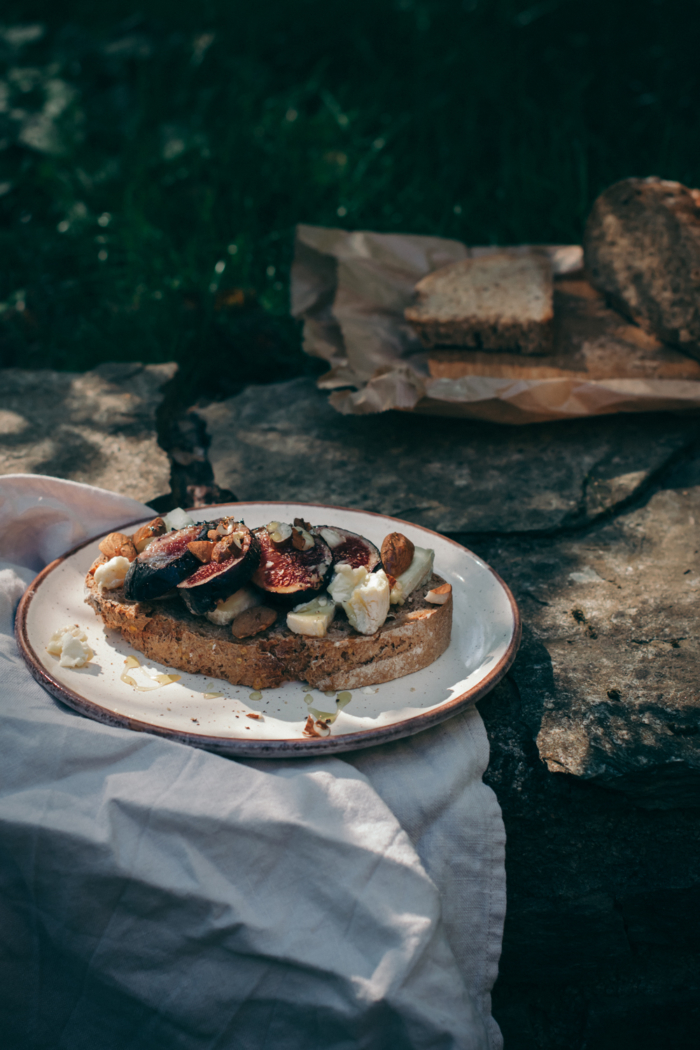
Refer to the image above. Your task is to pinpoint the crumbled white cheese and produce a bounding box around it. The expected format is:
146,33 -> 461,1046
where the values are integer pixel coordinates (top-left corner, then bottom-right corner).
206,586 -> 262,625
46,625 -> 94,668
94,556 -> 131,591
286,594 -> 336,637
390,547 -> 435,605
163,507 -> 195,531
328,564 -> 390,635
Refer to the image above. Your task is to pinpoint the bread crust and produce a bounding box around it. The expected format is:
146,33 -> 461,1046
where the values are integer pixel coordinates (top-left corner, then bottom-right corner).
85,567 -> 452,691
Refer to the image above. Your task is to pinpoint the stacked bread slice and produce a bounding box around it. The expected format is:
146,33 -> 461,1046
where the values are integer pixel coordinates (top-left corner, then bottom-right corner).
405,251 -> 554,355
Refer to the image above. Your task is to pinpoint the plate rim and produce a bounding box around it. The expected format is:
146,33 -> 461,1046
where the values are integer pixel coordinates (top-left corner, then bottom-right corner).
15,500 -> 521,757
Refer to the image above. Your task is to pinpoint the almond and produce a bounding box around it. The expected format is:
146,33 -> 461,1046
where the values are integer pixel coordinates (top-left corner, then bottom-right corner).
187,541 -> 215,564
99,532 -> 137,562
231,606 -> 277,639
132,517 -> 166,553
425,583 -> 452,605
291,526 -> 315,551
381,532 -> 415,577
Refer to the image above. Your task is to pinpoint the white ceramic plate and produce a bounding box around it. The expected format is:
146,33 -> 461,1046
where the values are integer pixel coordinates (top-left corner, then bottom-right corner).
16,502 -> 520,757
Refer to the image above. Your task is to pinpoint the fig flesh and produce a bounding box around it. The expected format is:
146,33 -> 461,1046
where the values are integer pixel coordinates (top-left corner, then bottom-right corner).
312,526 -> 381,572
251,525 -> 332,603
178,522 -> 260,615
123,523 -> 209,601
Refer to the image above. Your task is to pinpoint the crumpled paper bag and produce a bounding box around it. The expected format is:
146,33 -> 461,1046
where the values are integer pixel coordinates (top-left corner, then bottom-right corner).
291,224 -> 700,424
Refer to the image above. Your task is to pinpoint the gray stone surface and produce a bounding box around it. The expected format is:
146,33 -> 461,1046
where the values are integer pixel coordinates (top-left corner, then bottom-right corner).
479,668 -> 700,1048
0,362 -> 176,504
198,375 -> 700,1046
197,377 -> 698,534
474,454 -> 700,807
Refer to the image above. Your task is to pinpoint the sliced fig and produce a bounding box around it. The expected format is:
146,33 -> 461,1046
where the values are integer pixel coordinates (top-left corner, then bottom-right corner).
311,526 -> 381,572
177,523 -> 260,615
251,525 -> 332,603
123,523 -> 209,601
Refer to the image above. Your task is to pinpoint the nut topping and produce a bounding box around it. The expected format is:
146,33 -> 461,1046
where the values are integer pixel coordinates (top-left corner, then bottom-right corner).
425,583 -> 452,605
302,715 -> 331,738
294,517 -> 312,531
211,536 -> 240,563
132,517 -> 166,553
266,521 -> 292,545
187,541 -> 215,564
291,526 -> 315,551
99,532 -> 137,562
231,606 -> 277,639
381,532 -> 415,578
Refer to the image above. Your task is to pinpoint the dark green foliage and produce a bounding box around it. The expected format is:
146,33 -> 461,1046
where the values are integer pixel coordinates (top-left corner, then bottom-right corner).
0,1 -> 698,398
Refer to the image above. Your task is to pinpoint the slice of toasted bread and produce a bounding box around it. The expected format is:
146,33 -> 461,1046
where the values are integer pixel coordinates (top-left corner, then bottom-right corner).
85,569 -> 452,691
405,251 -> 554,354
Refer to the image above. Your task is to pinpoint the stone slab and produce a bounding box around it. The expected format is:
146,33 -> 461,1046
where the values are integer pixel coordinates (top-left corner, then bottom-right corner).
197,378 -> 698,535
0,362 -> 176,505
473,450 -> 700,806
479,670 -> 700,1044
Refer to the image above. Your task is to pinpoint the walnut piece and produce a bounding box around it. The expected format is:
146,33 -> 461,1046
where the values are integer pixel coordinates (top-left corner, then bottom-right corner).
302,715 -> 331,738
99,532 -> 137,562
211,536 -> 238,563
381,532 -> 415,578
231,606 -> 277,639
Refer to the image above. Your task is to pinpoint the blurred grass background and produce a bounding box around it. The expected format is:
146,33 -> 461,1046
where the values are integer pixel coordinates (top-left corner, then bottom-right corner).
0,0 -> 699,400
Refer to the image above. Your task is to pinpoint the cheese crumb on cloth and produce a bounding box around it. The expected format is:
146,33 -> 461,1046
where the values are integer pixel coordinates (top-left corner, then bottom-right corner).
0,474 -> 506,1050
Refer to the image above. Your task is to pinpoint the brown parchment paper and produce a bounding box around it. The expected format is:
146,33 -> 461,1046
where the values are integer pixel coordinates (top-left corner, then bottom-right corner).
291,224 -> 700,424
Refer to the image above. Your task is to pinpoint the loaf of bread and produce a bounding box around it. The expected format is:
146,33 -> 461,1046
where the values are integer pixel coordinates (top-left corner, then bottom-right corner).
584,176 -> 700,360
405,251 -> 554,355
85,568 -> 453,692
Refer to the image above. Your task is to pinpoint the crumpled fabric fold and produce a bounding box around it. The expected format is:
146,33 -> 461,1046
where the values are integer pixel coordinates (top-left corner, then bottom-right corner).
0,475 -> 505,1050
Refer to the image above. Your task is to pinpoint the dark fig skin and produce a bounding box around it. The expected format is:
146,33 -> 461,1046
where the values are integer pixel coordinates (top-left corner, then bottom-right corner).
251,526 -> 332,605
123,523 -> 209,601
178,525 -> 260,615
311,526 -> 381,572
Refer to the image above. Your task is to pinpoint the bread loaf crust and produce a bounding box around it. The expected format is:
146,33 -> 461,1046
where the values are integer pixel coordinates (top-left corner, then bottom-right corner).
584,176 -> 700,359
85,568 -> 452,691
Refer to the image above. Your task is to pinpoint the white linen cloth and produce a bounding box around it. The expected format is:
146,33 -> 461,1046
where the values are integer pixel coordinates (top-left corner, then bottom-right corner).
0,475 -> 506,1050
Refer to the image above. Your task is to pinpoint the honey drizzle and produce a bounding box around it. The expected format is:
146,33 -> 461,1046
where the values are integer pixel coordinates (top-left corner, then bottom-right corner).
121,656 -> 181,692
